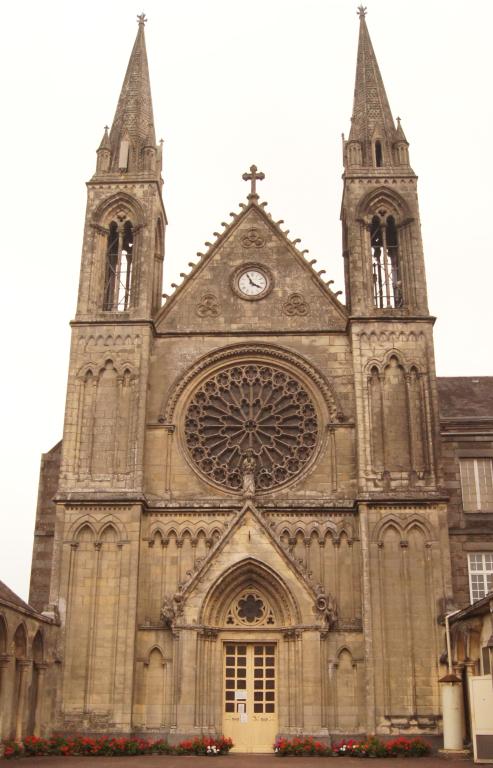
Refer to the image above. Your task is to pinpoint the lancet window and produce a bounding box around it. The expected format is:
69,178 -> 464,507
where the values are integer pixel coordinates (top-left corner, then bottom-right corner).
375,140 -> 383,167
103,219 -> 134,311
370,214 -> 402,308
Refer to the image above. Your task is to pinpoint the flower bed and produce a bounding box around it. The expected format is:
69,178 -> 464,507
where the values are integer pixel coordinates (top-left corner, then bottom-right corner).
274,736 -> 432,757
2,735 -> 233,759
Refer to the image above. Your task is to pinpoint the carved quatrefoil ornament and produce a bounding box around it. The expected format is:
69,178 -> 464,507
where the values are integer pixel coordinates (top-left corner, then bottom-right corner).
184,363 -> 319,492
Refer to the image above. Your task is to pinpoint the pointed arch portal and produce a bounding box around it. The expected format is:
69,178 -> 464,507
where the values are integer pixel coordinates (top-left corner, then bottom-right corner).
195,559 -> 303,752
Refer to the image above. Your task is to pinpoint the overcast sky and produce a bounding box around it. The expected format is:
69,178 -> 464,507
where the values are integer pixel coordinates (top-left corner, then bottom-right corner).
1,0 -> 492,600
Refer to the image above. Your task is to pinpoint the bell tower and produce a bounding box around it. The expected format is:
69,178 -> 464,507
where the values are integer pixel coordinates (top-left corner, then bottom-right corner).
76,13 -> 166,321
342,7 -> 441,493
342,6 -> 428,318
57,14 -> 166,497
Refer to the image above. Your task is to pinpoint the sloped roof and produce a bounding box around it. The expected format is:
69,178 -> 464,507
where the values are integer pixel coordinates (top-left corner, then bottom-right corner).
0,580 -> 33,612
437,377 -> 493,420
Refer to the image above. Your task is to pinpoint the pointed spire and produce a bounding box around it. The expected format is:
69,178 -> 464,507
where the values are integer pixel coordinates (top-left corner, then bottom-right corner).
109,14 -> 156,166
349,7 -> 396,150
395,116 -> 408,144
98,125 -> 111,151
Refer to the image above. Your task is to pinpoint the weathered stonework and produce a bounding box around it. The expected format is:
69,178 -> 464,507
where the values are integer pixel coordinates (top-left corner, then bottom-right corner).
1,9 -> 492,753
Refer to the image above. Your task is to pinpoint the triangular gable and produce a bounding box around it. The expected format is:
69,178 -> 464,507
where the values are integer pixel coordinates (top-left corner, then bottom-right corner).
155,199 -> 347,334
173,500 -> 330,627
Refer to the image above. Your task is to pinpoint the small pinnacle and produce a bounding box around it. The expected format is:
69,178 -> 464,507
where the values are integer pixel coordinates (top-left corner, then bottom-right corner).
397,116 -> 401,124
104,125 -> 109,132
357,5 -> 367,19
137,12 -> 147,26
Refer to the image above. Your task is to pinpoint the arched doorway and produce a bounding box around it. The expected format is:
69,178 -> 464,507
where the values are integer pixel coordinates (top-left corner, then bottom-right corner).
199,559 -> 300,753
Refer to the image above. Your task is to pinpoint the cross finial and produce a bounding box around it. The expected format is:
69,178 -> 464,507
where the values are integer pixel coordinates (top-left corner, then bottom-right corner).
137,12 -> 147,27
242,164 -> 265,199
357,5 -> 367,19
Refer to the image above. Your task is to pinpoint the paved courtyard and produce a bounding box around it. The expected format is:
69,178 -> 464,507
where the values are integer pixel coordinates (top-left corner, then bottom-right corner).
4,757 -> 474,767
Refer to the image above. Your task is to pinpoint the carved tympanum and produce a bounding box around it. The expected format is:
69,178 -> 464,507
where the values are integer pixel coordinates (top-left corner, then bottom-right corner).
184,363 -> 318,492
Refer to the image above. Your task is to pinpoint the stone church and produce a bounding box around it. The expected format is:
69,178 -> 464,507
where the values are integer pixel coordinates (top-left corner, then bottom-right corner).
1,9 -> 492,753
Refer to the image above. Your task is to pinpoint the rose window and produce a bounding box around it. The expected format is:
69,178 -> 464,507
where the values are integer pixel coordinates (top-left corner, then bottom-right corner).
225,591 -> 275,626
184,363 -> 318,491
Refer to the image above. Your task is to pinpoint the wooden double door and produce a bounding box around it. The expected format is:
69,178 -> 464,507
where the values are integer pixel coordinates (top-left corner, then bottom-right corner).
222,642 -> 277,753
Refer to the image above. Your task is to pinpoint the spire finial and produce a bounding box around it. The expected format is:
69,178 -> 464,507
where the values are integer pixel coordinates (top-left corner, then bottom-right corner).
242,164 -> 265,199
357,5 -> 367,19
137,12 -> 147,27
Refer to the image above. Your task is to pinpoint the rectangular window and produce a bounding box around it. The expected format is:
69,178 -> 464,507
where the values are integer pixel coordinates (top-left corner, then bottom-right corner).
468,553 -> 493,602
460,458 -> 493,512
481,646 -> 491,676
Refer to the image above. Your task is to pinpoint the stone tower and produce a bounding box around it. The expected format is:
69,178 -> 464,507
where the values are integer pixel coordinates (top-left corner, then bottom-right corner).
342,6 -> 441,494
37,15 -> 167,733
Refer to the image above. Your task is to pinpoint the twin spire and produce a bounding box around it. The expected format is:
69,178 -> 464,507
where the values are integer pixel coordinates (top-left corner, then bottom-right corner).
96,9 -> 410,178
96,13 -> 159,177
346,7 -> 410,170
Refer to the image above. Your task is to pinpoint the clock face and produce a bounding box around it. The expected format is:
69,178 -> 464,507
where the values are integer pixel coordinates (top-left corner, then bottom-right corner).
238,269 -> 268,297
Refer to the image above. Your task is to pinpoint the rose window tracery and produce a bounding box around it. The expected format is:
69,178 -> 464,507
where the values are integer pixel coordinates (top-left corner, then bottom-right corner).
184,363 -> 318,492
225,591 -> 275,626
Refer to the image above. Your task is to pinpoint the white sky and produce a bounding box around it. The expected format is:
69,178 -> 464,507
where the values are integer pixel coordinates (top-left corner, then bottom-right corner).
1,0 -> 492,600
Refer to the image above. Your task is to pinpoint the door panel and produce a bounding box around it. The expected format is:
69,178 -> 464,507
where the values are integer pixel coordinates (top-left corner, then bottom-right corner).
223,642 -> 277,753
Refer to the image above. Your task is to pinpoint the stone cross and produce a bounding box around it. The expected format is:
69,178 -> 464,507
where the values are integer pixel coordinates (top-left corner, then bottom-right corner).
137,12 -> 147,26
242,165 -> 265,198
357,5 -> 367,19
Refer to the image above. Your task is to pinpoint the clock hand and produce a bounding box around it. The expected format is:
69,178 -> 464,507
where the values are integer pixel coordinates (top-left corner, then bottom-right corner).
247,273 -> 262,289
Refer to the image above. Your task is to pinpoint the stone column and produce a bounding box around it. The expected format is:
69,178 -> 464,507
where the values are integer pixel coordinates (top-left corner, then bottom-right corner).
359,504 -> 376,733
33,663 -> 48,736
0,654 -> 12,741
15,660 -> 32,741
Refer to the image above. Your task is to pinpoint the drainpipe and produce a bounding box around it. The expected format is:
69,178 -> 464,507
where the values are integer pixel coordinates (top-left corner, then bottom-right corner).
439,609 -> 463,752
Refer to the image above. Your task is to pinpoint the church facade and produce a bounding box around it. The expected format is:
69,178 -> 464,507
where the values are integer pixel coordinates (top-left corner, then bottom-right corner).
1,9 -> 492,753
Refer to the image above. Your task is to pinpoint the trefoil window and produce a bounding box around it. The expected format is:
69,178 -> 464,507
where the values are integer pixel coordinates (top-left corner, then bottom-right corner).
371,214 -> 402,308
103,219 -> 134,311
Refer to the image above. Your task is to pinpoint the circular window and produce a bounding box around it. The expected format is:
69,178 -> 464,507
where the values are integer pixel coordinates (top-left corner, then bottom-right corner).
225,591 -> 275,626
183,363 -> 319,492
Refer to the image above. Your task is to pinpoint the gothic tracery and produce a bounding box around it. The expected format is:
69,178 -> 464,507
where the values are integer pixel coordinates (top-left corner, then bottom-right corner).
184,363 -> 319,492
